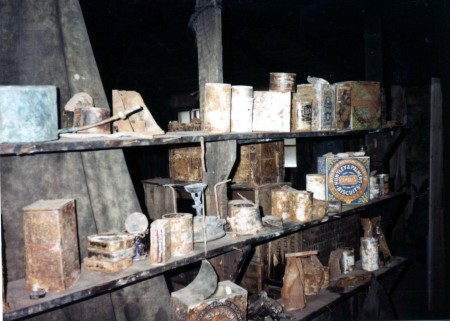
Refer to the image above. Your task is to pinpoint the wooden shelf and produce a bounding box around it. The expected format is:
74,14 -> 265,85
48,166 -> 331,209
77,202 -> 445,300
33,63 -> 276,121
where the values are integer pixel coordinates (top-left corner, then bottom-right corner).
0,126 -> 402,156
3,193 -> 407,321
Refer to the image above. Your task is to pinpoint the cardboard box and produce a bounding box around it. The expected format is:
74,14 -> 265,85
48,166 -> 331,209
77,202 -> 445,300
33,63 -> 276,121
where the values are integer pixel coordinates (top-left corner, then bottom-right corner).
325,157 -> 370,205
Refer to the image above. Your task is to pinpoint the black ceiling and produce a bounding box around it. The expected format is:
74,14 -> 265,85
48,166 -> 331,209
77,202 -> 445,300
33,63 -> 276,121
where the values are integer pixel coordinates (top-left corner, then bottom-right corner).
79,0 -> 448,127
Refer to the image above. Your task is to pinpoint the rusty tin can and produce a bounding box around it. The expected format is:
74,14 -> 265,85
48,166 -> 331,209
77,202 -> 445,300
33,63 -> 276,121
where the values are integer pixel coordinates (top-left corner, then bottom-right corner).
204,83 -> 232,133
73,107 -> 111,134
23,199 -> 80,292
162,213 -> 193,257
269,72 -> 296,92
306,173 -> 326,201
361,237 -> 379,271
377,174 -> 389,196
291,190 -> 313,223
271,188 -> 291,220
334,85 -> 352,130
339,247 -> 355,274
227,201 -> 263,235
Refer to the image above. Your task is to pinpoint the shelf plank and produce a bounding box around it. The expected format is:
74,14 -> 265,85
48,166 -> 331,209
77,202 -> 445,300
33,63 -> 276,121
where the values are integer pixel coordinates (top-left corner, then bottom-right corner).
3,193 -> 407,320
0,126 -> 402,156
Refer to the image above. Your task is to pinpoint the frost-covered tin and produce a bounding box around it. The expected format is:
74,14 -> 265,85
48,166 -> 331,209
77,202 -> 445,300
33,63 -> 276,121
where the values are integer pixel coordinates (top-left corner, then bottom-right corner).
231,85 -> 253,132
306,174 -> 326,201
361,237 -> 379,271
326,157 -> 370,205
339,247 -> 355,274
291,99 -> 312,132
204,83 -> 232,133
290,190 -> 313,223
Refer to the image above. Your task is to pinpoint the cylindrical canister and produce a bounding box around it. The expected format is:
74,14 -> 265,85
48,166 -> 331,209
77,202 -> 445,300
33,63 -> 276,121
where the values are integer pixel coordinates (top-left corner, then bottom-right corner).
203,83 -> 232,133
306,174 -> 326,201
162,213 -> 193,257
360,237 -> 379,271
369,176 -> 380,200
377,174 -> 389,196
290,190 -> 313,223
339,247 -> 355,274
269,73 -> 296,92
73,107 -> 111,134
292,99 -> 312,132
150,219 -> 171,265
271,188 -> 291,221
231,85 -> 253,133
227,201 -> 262,235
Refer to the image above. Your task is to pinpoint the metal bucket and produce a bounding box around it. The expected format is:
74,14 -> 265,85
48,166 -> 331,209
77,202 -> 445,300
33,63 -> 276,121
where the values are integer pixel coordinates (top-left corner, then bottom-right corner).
0,85 -> 58,143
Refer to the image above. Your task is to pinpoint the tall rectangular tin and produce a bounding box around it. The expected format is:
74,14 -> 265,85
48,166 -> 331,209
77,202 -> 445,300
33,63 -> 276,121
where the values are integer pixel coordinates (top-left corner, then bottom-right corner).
334,84 -> 352,130
325,157 -> 370,205
336,81 -> 381,130
169,146 -> 203,182
233,141 -> 284,187
252,91 -> 291,132
295,83 -> 335,131
23,199 -> 80,292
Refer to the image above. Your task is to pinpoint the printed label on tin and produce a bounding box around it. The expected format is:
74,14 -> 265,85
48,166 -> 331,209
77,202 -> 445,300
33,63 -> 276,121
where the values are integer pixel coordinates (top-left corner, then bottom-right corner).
326,157 -> 370,204
322,87 -> 334,128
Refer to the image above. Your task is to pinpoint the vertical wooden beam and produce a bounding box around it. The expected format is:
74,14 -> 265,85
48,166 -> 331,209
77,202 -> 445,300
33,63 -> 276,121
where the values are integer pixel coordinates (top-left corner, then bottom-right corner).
428,78 -> 445,314
190,0 -> 223,126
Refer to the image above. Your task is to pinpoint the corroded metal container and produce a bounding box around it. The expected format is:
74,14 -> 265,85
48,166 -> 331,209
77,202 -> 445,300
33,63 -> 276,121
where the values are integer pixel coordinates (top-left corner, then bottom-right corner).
306,174 -> 326,201
171,280 -> 248,321
291,99 -> 312,132
87,233 -> 135,252
269,73 -> 296,92
150,219 -> 171,265
231,85 -> 253,133
83,257 -> 133,273
162,213 -> 193,257
169,146 -> 203,182
227,201 -> 263,235
369,176 -> 380,200
360,237 -> 379,271
252,91 -> 291,132
233,141 -> 284,187
73,107 -> 111,134
271,188 -> 291,220
23,199 -> 80,292
0,85 -> 58,143
377,173 -> 389,196
339,247 -> 355,274
290,190 -> 313,223
203,83 -> 232,133
335,81 -> 381,130
334,85 -> 352,130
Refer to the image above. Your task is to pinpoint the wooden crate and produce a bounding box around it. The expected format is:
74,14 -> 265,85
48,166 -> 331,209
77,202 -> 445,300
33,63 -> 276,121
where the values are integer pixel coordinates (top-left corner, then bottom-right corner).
233,141 -> 285,187
23,199 -> 80,292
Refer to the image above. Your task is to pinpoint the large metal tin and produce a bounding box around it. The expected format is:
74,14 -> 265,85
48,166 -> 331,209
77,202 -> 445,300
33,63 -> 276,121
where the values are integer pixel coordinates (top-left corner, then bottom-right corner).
334,84 -> 352,130
0,85 -> 58,143
203,83 -> 232,133
233,141 -> 284,187
291,99 -> 312,132
360,237 -> 379,271
252,91 -> 291,132
290,190 -> 313,223
231,85 -> 253,133
326,157 -> 370,205
271,188 -> 291,220
336,81 -> 381,129
306,173 -> 326,201
23,199 -> 80,292
169,146 -> 203,182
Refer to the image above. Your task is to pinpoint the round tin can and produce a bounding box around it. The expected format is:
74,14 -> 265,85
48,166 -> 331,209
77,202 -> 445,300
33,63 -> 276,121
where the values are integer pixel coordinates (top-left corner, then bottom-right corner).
292,99 -> 312,132
306,174 -> 326,201
227,201 -> 262,235
271,189 -> 291,220
377,174 -> 389,196
162,213 -> 193,257
269,72 -> 296,92
339,247 -> 355,274
360,237 -> 379,271
369,176 -> 380,200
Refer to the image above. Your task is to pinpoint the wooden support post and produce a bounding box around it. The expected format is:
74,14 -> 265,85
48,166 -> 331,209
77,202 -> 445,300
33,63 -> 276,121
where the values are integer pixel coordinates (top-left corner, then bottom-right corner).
190,0 -> 223,126
428,78 -> 445,314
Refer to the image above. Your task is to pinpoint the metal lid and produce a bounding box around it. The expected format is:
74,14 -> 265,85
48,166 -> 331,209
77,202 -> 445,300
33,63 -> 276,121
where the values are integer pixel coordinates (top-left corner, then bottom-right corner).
125,212 -> 149,234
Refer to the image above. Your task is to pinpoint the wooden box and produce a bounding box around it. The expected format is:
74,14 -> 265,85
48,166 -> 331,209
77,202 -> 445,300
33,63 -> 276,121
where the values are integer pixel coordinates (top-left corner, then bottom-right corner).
23,199 -> 80,292
252,91 -> 291,132
335,81 -> 381,130
171,280 -> 247,321
325,156 -> 370,205
233,141 -> 285,187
